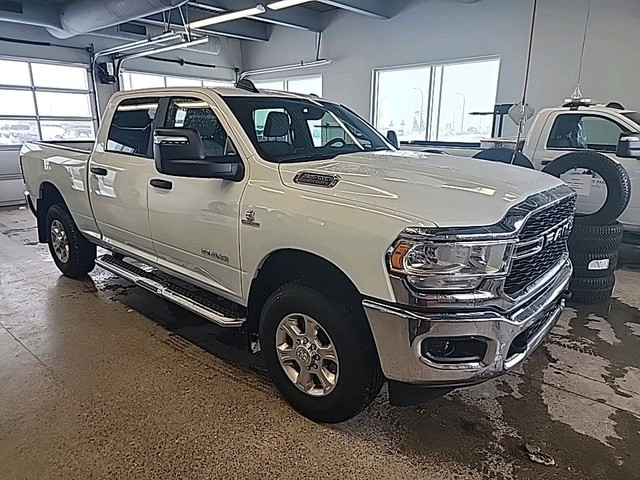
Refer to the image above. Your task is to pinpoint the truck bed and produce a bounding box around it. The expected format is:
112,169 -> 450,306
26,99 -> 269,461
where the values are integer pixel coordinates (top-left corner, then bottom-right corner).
35,140 -> 95,153
20,140 -> 98,239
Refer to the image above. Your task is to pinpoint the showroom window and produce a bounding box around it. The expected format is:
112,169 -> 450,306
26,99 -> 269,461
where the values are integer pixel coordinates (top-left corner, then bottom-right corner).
253,75 -> 323,97
0,58 -> 95,146
373,58 -> 500,143
120,71 -> 232,91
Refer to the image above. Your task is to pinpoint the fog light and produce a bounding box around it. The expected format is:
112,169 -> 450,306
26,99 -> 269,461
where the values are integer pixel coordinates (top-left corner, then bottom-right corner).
422,337 -> 488,364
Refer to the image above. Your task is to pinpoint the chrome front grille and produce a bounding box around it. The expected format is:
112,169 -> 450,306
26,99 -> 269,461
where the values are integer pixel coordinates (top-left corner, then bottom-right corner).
504,195 -> 576,297
518,196 -> 577,242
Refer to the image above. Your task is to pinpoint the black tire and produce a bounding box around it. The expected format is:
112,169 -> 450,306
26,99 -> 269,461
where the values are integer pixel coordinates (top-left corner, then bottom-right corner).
472,148 -> 534,169
570,250 -> 618,277
568,221 -> 624,252
569,274 -> 616,304
542,151 -> 631,226
45,204 -> 96,278
259,282 -> 383,423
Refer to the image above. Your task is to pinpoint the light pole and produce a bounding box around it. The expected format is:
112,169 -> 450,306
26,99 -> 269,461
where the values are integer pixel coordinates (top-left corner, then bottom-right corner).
456,92 -> 466,133
413,87 -> 425,133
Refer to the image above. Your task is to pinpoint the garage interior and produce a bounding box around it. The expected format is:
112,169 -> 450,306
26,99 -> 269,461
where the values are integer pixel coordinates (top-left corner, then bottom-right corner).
1,0 -> 639,479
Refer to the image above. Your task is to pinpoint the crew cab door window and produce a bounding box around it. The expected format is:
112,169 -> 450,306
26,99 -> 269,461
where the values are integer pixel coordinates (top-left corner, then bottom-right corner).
164,97 -> 229,157
106,97 -> 158,157
547,114 -> 625,153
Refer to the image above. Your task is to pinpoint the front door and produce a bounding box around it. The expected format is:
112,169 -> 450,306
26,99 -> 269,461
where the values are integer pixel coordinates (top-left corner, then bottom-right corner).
147,96 -> 245,300
89,96 -> 159,263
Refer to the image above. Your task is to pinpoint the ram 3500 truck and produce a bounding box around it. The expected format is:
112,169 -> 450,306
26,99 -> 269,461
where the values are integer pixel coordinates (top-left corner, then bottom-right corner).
21,85 -> 575,423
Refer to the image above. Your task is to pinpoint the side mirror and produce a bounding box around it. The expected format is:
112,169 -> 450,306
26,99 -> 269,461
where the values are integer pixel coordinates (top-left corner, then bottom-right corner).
617,132 -> 640,158
153,128 -> 243,180
386,130 -> 399,148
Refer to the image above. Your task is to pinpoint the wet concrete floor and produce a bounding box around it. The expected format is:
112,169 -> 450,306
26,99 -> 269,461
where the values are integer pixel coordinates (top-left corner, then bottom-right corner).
1,206 -> 639,479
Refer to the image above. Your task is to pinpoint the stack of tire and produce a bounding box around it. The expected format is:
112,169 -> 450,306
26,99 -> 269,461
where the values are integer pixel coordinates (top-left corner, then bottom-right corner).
472,148 -> 631,304
542,151 -> 631,304
565,222 -> 624,303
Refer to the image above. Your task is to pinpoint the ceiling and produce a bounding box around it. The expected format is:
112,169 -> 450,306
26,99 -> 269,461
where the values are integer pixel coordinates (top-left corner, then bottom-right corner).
0,0 -> 408,42
166,0 -> 404,41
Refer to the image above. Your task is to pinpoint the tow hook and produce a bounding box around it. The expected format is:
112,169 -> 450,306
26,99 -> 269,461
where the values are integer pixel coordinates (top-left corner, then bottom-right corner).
560,290 -> 572,301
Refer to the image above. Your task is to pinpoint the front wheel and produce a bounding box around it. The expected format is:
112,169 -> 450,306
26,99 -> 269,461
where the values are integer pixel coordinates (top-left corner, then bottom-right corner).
259,282 -> 383,423
46,204 -> 96,278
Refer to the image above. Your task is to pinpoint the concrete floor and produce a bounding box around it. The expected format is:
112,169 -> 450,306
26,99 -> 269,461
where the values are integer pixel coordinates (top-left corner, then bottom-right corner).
1,206 -> 639,480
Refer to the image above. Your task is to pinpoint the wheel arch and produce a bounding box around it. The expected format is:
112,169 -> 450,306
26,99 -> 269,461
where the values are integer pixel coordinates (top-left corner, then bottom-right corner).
245,248 -> 363,350
37,181 -> 67,242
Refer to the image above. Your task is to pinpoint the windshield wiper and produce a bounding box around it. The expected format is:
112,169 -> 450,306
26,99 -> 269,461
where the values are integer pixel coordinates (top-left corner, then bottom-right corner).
368,146 -> 390,152
278,151 -> 343,163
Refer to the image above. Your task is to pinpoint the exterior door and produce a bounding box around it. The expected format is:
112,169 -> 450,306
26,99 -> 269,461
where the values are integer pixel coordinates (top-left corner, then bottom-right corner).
147,96 -> 245,301
88,96 -> 159,263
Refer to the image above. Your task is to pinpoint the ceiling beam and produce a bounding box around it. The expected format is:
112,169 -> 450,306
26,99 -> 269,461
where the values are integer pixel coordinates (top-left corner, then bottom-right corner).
143,11 -> 270,41
189,0 -> 321,31
316,0 -> 391,19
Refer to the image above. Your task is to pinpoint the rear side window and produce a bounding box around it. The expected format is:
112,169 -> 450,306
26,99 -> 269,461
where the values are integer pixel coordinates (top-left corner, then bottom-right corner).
106,97 -> 159,157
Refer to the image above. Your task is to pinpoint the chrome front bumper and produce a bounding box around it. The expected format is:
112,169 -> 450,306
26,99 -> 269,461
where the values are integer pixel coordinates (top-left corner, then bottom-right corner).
364,258 -> 572,385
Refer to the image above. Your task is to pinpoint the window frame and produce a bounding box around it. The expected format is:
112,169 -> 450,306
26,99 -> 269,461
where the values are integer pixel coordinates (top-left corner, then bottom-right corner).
0,56 -> 97,151
371,56 -> 501,144
545,113 -> 628,153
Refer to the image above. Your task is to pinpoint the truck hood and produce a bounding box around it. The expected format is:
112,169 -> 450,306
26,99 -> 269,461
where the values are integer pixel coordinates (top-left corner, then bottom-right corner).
278,150 -> 564,228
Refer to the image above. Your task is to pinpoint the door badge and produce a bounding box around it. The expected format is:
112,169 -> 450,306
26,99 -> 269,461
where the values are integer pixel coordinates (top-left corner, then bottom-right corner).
242,210 -> 260,228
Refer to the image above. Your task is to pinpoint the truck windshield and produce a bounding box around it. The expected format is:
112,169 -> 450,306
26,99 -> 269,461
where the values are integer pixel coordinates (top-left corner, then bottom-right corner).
222,96 -> 392,163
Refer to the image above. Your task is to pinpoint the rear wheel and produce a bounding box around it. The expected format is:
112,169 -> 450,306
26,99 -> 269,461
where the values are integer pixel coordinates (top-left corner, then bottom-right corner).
259,282 -> 383,423
46,204 -> 96,278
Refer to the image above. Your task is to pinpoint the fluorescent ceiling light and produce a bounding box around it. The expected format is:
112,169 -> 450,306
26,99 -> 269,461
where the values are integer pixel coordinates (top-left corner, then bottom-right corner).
121,37 -> 209,61
268,0 -> 313,10
189,4 -> 266,29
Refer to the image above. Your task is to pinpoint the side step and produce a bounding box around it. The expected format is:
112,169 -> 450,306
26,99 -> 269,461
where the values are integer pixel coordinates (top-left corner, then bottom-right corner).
95,254 -> 245,328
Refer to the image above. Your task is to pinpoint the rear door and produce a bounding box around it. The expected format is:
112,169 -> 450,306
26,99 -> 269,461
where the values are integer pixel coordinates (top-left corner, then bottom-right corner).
88,96 -> 159,263
147,95 -> 245,301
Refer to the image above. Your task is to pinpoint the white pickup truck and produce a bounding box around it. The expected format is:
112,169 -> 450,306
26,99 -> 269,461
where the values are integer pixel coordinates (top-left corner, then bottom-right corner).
404,101 -> 640,233
21,84 -> 575,423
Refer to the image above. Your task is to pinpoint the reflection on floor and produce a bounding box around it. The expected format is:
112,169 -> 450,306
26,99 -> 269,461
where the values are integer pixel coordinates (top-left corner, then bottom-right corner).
1,206 -> 639,480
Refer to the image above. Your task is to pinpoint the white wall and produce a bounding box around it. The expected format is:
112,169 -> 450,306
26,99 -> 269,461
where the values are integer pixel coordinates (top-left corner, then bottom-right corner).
242,0 -> 640,130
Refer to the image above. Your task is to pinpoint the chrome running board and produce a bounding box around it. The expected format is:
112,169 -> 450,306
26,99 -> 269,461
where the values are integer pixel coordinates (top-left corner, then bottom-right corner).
96,254 -> 245,328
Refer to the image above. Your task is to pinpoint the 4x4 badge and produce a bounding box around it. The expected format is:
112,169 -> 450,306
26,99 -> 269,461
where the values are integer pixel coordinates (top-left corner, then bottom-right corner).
242,210 -> 260,228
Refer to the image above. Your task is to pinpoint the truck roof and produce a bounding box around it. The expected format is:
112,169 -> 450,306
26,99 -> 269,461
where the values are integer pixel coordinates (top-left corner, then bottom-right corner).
113,85 -> 326,101
545,102 -> 637,115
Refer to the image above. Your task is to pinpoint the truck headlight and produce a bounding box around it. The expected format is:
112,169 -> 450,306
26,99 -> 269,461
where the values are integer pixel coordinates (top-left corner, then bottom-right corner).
388,239 -> 515,290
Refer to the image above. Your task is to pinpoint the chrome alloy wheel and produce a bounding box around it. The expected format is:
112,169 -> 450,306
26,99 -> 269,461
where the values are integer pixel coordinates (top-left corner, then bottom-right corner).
275,313 -> 339,397
50,219 -> 69,263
